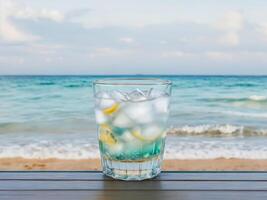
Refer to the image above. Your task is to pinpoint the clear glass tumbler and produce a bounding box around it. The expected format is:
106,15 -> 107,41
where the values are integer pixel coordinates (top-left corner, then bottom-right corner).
93,78 -> 172,180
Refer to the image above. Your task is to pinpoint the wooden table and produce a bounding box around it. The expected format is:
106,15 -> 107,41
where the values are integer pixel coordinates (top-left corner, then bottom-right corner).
1,171 -> 267,199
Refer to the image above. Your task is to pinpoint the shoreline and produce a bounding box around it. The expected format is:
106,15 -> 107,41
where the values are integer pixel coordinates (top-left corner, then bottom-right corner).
1,158 -> 267,171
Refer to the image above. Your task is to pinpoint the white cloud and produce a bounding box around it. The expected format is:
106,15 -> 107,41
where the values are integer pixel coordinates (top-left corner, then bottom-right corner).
0,1 -> 40,43
214,11 -> 244,46
119,37 -> 134,44
72,2 -> 184,28
205,51 -> 232,60
215,11 -> 244,32
26,44 -> 65,55
14,7 -> 64,22
160,40 -> 168,45
89,47 -> 132,58
218,32 -> 240,46
161,51 -> 191,58
0,55 -> 25,65
257,23 -> 267,41
0,0 -> 64,43
0,17 -> 40,43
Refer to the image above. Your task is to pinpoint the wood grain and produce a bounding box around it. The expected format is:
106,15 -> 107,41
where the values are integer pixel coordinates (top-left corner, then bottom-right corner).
1,172 -> 267,200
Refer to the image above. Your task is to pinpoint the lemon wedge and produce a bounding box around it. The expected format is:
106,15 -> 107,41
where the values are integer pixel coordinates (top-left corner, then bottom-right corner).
131,130 -> 160,142
131,125 -> 164,142
99,124 -> 117,146
131,130 -> 147,141
102,103 -> 120,115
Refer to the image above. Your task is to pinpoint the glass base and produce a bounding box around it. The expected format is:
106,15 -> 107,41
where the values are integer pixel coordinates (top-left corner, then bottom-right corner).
101,156 -> 162,181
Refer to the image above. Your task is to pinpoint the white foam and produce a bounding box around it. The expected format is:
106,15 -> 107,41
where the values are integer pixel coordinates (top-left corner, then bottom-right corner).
168,124 -> 244,136
223,111 -> 267,119
0,136 -> 267,160
164,138 -> 267,159
1,138 -> 267,160
249,95 -> 267,101
0,140 -> 100,159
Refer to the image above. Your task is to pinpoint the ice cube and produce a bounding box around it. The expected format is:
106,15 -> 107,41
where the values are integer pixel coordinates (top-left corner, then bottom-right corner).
153,96 -> 169,114
120,130 -> 136,142
142,124 -> 163,138
109,143 -> 123,153
133,124 -> 164,141
111,90 -> 129,102
95,109 -> 108,124
97,92 -> 116,109
127,89 -> 147,101
124,101 -> 153,124
144,88 -> 153,97
112,111 -> 134,128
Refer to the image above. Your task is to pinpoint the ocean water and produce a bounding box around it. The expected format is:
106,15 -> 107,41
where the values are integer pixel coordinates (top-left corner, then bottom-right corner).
0,75 -> 267,159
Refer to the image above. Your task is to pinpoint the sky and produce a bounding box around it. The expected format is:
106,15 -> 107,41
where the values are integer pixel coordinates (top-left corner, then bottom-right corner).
1,0 -> 267,75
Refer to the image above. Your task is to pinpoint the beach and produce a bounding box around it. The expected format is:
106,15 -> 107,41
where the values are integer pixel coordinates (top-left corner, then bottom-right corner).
1,76 -> 267,170
1,158 -> 267,171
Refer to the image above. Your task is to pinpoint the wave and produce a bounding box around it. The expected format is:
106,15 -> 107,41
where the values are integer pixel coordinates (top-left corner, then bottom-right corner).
222,111 -> 267,119
249,95 -> 267,101
1,121 -> 266,138
0,119 -> 96,134
165,139 -> 267,159
228,83 -> 256,87
1,138 -> 267,159
38,82 -> 55,86
0,140 -> 100,159
168,124 -> 267,137
64,84 -> 83,88
201,95 -> 267,104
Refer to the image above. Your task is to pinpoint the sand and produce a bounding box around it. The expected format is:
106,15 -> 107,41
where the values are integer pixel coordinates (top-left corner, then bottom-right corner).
1,158 -> 267,171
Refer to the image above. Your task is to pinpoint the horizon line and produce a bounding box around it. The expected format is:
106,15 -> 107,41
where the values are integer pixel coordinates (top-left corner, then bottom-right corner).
1,74 -> 267,76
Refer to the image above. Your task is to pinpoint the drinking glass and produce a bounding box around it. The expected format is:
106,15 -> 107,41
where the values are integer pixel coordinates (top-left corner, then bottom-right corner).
93,78 -> 172,180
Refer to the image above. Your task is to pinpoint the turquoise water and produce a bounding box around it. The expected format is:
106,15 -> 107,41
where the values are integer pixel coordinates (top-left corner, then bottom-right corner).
1,75 -> 267,159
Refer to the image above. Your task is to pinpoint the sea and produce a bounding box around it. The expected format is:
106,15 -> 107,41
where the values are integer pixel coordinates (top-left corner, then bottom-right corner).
0,75 -> 267,160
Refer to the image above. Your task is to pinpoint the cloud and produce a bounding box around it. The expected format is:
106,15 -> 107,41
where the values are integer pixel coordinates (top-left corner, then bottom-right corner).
0,16 -> 40,43
205,51 -> 232,60
0,0 -> 64,43
26,44 -> 65,55
257,23 -> 267,41
119,37 -> 134,44
215,11 -> 244,32
89,47 -> 132,58
0,55 -> 25,65
72,2 -> 184,28
14,8 -> 64,22
161,51 -> 192,58
217,32 -> 240,46
0,1 -> 40,43
214,11 -> 244,46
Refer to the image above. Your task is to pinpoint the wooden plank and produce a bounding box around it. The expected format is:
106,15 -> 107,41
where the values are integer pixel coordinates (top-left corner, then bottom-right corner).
1,171 -> 267,181
1,180 -> 267,191
1,191 -> 267,200
0,171 -> 107,181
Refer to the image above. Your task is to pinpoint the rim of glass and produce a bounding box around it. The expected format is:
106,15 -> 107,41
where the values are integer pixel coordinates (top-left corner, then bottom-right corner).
93,78 -> 172,86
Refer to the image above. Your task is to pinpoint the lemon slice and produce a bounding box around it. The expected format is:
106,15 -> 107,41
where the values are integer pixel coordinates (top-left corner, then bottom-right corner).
102,103 -> 120,115
131,130 -> 148,141
99,124 -> 117,146
131,130 -> 161,142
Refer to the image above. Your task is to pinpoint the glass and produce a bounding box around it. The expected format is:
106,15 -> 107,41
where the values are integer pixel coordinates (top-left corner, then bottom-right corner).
93,78 -> 172,180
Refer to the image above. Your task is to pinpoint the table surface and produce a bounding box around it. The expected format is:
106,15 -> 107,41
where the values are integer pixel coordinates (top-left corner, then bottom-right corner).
1,171 -> 267,200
